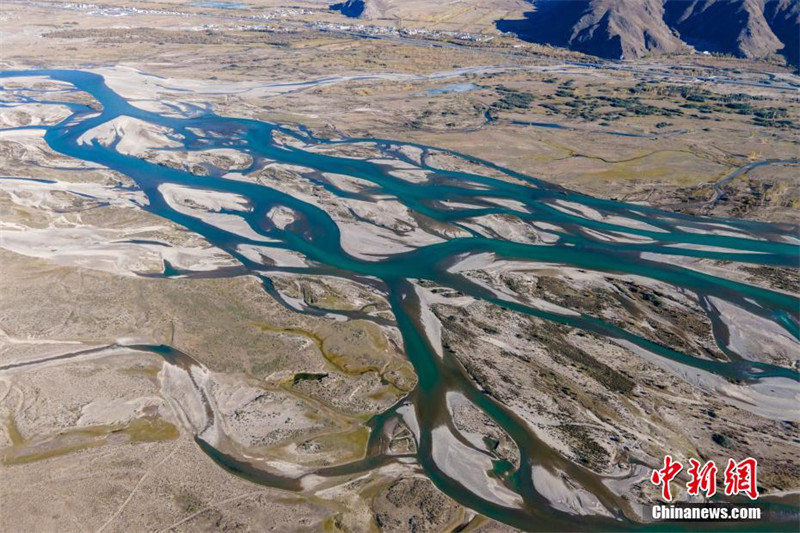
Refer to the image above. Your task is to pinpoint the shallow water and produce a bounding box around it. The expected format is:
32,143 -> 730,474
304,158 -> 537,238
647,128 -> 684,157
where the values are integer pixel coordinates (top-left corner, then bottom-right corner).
1,69 -> 798,531
423,82 -> 480,95
190,1 -> 247,9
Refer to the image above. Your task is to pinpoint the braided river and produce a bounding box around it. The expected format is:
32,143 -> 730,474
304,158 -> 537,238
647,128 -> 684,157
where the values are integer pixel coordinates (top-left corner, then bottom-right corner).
2,69 -> 798,531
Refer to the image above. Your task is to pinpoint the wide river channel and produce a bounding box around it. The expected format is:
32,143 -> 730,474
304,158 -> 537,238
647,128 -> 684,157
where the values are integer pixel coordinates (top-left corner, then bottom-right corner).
1,69 -> 798,531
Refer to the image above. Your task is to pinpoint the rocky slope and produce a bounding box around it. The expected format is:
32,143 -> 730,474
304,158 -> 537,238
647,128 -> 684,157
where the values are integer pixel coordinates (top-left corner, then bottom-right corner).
758,0 -> 799,65
501,0 -> 799,65
330,0 -> 383,19
498,0 -> 687,59
329,0 -> 799,66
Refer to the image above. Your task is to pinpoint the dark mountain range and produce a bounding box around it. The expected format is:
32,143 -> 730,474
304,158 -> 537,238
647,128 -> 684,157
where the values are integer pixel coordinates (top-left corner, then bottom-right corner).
497,0 -> 686,60
496,0 -> 799,66
763,0 -> 800,67
326,1 -> 798,67
330,0 -> 367,18
330,0 -> 383,19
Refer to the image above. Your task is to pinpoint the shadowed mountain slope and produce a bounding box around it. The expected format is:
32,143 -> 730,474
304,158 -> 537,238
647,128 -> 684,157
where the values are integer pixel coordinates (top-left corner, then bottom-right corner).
762,0 -> 800,66
327,0 -> 799,66
496,0 -> 799,66
496,0 -> 687,59
330,0 -> 385,20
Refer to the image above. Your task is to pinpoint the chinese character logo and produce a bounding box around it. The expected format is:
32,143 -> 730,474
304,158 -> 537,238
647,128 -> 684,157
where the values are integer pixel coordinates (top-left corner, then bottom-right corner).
724,458 -> 759,500
651,455 -> 683,501
686,458 -> 718,497
651,456 -> 759,502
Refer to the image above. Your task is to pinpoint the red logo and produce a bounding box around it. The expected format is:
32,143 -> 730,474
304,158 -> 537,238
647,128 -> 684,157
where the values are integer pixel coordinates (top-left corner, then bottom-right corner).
651,457 -> 758,502
724,458 -> 759,500
686,459 -> 718,497
651,455 -> 683,501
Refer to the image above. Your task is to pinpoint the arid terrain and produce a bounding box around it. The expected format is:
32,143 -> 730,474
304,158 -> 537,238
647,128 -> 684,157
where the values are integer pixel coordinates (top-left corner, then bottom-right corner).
0,1 -> 798,532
